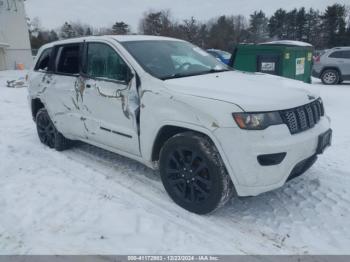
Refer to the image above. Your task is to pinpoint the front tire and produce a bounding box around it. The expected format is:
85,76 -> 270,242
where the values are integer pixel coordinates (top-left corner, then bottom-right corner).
36,108 -> 72,151
159,132 -> 234,214
321,69 -> 340,85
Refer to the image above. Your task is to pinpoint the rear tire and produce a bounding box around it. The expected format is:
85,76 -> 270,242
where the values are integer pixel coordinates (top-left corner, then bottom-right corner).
159,132 -> 234,214
321,69 -> 340,85
36,108 -> 72,151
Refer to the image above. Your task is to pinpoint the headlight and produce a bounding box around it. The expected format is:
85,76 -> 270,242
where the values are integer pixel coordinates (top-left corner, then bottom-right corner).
232,112 -> 283,130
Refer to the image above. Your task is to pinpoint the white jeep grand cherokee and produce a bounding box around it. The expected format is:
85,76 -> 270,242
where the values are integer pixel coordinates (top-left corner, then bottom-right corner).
28,35 -> 332,214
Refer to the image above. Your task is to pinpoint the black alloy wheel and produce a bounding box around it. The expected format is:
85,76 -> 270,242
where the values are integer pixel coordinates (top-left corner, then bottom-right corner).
165,148 -> 212,203
159,132 -> 233,214
35,108 -> 72,151
36,109 -> 56,148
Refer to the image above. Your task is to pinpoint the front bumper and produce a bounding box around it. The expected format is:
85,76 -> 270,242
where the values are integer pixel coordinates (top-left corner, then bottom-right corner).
213,116 -> 331,196
287,154 -> 318,182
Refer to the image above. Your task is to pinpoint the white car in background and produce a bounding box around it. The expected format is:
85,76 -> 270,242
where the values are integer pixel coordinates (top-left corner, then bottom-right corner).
28,35 -> 332,214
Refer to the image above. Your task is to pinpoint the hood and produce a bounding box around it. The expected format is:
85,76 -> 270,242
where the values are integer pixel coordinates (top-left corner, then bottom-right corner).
164,71 -> 319,112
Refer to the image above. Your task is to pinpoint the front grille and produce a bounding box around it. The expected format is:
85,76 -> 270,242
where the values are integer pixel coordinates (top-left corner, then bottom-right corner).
280,99 -> 324,135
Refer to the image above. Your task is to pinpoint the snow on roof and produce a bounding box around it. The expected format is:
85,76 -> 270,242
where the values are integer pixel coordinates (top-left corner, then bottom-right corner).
41,35 -> 184,49
260,40 -> 313,47
108,35 -> 182,42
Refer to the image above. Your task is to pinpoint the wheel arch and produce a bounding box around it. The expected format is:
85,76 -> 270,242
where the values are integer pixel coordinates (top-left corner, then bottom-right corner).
151,125 -> 192,162
321,66 -> 342,79
31,98 -> 45,121
149,123 -> 238,190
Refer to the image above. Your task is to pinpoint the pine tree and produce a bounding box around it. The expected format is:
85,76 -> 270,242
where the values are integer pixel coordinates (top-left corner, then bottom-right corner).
305,9 -> 323,48
248,10 -> 269,43
112,21 -> 130,35
60,22 -> 76,39
268,9 -> 287,39
285,9 -> 298,40
321,4 -> 347,47
296,8 -> 307,41
85,27 -> 93,36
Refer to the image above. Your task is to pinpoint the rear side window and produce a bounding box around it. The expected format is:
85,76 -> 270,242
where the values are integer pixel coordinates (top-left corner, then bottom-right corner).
35,48 -> 52,71
56,45 -> 80,75
329,51 -> 350,59
87,43 -> 130,82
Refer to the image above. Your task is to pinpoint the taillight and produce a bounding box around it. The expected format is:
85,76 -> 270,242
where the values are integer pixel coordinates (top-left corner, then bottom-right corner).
314,56 -> 320,63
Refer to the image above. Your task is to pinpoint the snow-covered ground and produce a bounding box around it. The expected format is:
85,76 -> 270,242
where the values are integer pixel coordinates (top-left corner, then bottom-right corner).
0,70 -> 349,255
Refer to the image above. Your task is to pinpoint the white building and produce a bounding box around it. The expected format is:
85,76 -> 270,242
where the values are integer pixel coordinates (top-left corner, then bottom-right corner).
0,0 -> 32,70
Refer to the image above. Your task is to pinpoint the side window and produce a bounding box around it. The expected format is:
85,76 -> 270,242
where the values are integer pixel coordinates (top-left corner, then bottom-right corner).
343,51 -> 350,59
56,45 -> 80,75
87,43 -> 130,82
329,51 -> 345,59
35,48 -> 52,72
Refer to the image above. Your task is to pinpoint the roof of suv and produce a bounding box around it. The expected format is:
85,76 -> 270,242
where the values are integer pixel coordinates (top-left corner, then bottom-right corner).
330,46 -> 350,51
40,35 -> 183,49
109,35 -> 182,42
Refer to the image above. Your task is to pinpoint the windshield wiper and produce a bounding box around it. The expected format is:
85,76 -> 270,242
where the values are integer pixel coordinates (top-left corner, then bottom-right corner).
161,68 -> 230,80
206,68 -> 231,74
161,72 -> 204,80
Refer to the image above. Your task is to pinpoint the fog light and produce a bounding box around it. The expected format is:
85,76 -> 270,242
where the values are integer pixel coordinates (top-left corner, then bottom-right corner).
257,153 -> 287,166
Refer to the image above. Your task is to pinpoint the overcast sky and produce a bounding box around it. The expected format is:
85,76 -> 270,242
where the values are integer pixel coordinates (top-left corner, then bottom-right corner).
25,0 -> 348,31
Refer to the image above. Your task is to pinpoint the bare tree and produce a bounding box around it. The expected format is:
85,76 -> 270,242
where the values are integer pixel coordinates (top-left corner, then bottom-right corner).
177,17 -> 201,44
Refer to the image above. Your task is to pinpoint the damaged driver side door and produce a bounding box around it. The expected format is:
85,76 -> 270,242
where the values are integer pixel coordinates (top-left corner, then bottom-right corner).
80,41 -> 141,156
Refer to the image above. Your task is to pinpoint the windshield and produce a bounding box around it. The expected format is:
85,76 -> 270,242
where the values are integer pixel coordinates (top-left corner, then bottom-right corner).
122,40 -> 229,80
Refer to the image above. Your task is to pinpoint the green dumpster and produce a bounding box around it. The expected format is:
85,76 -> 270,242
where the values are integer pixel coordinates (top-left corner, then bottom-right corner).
229,41 -> 314,83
